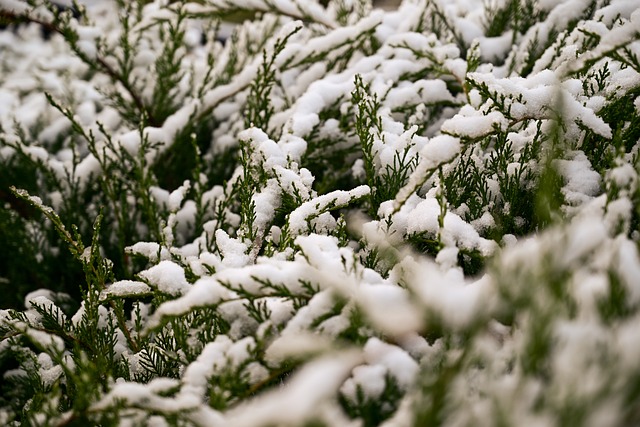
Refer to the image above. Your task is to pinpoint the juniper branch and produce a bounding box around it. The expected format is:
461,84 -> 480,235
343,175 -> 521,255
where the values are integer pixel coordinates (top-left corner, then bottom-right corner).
0,9 -> 155,125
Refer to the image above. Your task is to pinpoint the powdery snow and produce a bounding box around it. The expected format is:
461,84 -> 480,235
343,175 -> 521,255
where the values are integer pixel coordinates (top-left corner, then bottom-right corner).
287,186 -> 370,235
223,351 -> 363,427
91,378 -> 212,417
139,260 -> 191,296
340,364 -> 388,401
145,277 -> 235,332
362,337 -> 419,390
393,257 -> 495,330
127,242 -> 164,262
554,150 -> 602,210
442,107 -> 508,138
394,135 -> 461,209
467,70 -> 612,139
2,0 -> 640,425
102,280 -> 152,299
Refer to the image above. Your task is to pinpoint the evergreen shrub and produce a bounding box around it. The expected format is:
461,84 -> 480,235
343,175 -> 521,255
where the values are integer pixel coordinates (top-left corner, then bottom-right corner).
1,0 -> 640,425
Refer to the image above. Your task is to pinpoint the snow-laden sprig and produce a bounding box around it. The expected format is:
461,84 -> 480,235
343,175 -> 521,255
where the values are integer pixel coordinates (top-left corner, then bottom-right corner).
7,188 -> 139,352
181,0 -> 338,29
505,0 -> 601,76
563,8 -> 640,77
464,69 -> 612,139
392,135 -> 461,213
3,0 -> 640,425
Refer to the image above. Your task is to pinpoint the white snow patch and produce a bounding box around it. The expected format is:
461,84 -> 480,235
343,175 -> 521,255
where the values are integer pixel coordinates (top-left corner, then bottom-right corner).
139,261 -> 191,296
554,151 -> 601,208
102,280 -> 151,299
224,351 -> 363,427
363,338 -> 418,390
146,277 -> 235,331
288,186 -> 370,235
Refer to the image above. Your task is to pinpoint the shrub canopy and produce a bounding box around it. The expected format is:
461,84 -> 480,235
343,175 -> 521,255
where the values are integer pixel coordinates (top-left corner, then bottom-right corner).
1,0 -> 640,426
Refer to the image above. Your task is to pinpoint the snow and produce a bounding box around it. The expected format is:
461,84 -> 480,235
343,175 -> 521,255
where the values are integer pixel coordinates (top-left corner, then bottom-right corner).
26,295 -> 67,326
562,217 -> 608,266
0,0 -> 29,13
24,289 -> 58,309
102,280 -> 151,299
216,260 -> 309,296
607,162 -> 638,191
394,135 -> 460,209
363,338 -> 418,390
215,230 -> 250,268
39,117 -> 72,145
181,336 -> 232,397
127,242 -> 163,262
2,0 -> 640,424
175,200 -> 197,241
168,181 -> 191,212
70,301 -> 86,326
37,352 -> 63,388
287,185 -> 370,235
393,256 -> 494,330
92,379 -> 207,415
355,282 -> 422,336
76,40 -> 97,60
572,272 -> 609,316
139,260 -> 191,296
442,107 -> 508,138
25,328 -> 65,353
554,151 -> 602,209
317,313 -> 350,336
145,277 -> 235,332
224,351 -> 363,427
340,364 -> 387,401
251,186 -> 280,232
478,32 -> 514,62
184,0 -> 335,29
595,0 -> 640,24
562,8 -> 640,76
22,145 -> 49,162
279,290 -> 339,336
287,79 -> 355,137
436,245 -> 460,270
615,238 -> 640,305
226,336 -> 256,367
74,154 -> 101,185
466,70 -> 613,139
385,79 -> 455,109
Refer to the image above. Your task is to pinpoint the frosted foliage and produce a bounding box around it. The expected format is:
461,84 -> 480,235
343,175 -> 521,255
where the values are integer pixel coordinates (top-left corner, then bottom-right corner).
215,230 -> 250,268
126,242 -> 163,262
139,261 -> 191,296
466,70 -> 612,139
288,185 -> 370,235
2,0 -> 640,426
224,351 -> 362,427
442,109 -> 508,138
554,150 -> 601,210
102,280 -> 151,299
394,135 -> 461,207
405,198 -> 498,255
341,364 -> 387,401
145,277 -> 235,331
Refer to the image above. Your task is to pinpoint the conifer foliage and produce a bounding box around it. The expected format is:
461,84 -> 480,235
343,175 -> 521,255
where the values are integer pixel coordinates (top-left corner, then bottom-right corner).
1,0 -> 640,425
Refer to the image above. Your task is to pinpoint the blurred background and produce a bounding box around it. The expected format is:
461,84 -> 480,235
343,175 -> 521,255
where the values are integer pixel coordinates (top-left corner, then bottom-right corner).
374,0 -> 401,8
